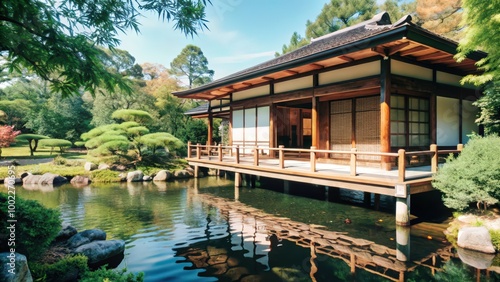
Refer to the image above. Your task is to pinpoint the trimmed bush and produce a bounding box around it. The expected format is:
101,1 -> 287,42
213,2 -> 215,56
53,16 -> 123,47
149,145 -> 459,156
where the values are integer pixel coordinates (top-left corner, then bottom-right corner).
90,169 -> 122,183
433,135 -> 500,211
0,193 -> 61,260
111,109 -> 153,124
15,133 -> 50,156
80,267 -> 144,282
39,138 -> 73,153
30,255 -> 89,281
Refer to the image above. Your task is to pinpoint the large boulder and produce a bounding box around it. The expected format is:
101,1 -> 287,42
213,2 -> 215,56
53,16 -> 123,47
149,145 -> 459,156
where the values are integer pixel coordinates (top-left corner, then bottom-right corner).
55,224 -> 78,242
98,163 -> 110,170
70,175 -> 90,186
72,240 -> 125,265
0,252 -> 33,282
457,226 -> 496,254
38,173 -> 68,185
153,170 -> 172,181
143,175 -> 152,182
173,170 -> 190,179
3,177 -> 22,186
22,175 -> 42,185
84,162 -> 97,171
67,229 -> 107,249
126,170 -> 143,182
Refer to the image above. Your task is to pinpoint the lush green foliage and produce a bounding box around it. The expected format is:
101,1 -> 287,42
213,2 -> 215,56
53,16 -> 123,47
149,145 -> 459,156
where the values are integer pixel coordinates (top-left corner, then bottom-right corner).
80,266 -> 144,282
0,193 -> 61,260
474,82 -> 500,135
30,255 -> 89,281
112,109 -> 154,124
433,136 -> 500,211
170,44 -> 214,88
39,138 -> 73,153
15,133 -> 50,156
456,0 -> 500,86
1,0 -> 210,97
90,169 -> 123,183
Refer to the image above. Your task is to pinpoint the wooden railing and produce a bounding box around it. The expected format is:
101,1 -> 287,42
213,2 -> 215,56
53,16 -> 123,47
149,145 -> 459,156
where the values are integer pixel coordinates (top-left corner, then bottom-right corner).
187,142 -> 463,182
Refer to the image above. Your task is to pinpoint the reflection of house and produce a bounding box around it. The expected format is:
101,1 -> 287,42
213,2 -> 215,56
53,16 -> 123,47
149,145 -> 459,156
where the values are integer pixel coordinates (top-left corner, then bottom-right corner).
174,12 -> 485,169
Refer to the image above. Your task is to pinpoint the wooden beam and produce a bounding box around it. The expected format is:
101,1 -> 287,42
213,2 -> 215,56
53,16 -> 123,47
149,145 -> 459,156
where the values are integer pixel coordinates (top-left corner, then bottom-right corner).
371,46 -> 387,57
284,69 -> 299,75
416,51 -> 450,61
388,42 -> 410,56
339,55 -> 355,62
309,63 -> 325,70
314,77 -> 380,97
399,46 -> 428,56
242,82 -> 253,86
262,76 -> 274,81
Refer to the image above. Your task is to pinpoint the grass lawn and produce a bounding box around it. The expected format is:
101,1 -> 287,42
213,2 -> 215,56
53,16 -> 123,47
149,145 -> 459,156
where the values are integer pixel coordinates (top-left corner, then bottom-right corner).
1,146 -> 87,160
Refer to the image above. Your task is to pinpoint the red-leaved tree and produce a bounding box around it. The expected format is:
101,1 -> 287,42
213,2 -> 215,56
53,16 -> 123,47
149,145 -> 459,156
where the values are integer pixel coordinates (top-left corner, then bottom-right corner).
0,125 -> 21,157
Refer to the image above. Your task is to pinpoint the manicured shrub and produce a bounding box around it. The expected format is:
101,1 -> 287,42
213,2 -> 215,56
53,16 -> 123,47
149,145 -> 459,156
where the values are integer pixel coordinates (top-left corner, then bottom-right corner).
90,169 -> 122,183
30,255 -> 89,281
80,267 -> 144,282
432,135 -> 500,211
39,138 -> 73,153
0,193 -> 61,260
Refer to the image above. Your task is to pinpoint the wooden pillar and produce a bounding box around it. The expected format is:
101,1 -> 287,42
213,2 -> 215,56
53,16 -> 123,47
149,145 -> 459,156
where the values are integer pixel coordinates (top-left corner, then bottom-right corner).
430,144 -> 438,173
194,165 -> 199,178
396,225 -> 411,261
312,96 -> 320,148
207,113 -> 213,146
234,172 -> 241,188
380,58 -> 392,170
310,146 -> 316,172
395,184 -> 410,226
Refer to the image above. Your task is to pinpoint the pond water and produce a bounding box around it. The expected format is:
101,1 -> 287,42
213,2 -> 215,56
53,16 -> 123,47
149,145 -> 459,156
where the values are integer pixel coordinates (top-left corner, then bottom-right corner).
4,177 -> 500,281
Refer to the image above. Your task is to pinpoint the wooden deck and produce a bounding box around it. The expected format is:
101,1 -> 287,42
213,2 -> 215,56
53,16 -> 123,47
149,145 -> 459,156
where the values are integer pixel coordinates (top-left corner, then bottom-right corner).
186,143 -> 462,197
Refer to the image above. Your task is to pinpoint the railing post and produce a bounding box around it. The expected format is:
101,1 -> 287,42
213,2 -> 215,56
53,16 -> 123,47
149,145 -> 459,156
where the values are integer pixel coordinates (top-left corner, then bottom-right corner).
187,141 -> 192,158
253,146 -> 259,166
457,143 -> 463,152
310,146 -> 316,172
430,144 -> 438,173
398,149 -> 406,182
218,144 -> 223,162
350,148 -> 357,176
235,145 -> 240,164
196,143 -> 201,159
279,145 -> 284,169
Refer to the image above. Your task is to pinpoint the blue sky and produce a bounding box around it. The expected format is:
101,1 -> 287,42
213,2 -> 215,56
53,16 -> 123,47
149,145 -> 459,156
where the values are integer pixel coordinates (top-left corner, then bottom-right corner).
117,1 -> 328,83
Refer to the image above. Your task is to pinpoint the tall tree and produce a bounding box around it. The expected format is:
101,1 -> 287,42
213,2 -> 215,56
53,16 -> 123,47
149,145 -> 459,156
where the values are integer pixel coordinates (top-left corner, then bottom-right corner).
170,45 -> 214,88
0,0 -> 210,97
455,0 -> 500,134
380,0 -> 417,23
416,0 -> 462,40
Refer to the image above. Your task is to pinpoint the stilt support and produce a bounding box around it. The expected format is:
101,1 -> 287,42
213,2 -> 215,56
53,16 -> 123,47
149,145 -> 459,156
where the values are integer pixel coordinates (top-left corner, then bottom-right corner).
235,172 -> 241,188
396,225 -> 411,261
283,180 -> 290,194
395,184 -> 411,226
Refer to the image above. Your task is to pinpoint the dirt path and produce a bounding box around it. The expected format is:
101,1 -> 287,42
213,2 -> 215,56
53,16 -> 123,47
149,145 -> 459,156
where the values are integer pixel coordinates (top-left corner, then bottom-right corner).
0,158 -> 54,166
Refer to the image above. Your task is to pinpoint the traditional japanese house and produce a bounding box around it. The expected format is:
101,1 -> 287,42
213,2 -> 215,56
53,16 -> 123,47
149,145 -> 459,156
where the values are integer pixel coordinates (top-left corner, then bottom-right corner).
175,12 -> 484,169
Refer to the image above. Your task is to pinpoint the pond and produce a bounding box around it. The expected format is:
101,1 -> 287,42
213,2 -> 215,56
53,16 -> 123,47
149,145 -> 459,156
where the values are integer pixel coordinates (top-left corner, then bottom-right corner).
4,177 -> 500,281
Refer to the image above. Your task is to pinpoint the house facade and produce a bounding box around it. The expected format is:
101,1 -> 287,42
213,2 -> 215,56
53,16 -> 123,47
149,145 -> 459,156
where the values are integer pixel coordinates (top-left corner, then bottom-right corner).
175,12 -> 485,170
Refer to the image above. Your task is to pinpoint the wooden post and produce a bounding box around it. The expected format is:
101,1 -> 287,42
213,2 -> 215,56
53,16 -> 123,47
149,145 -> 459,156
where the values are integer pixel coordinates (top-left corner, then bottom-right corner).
457,143 -> 463,152
380,58 -> 392,171
396,225 -> 411,261
218,144 -> 223,162
310,146 -> 316,172
196,143 -> 201,159
187,141 -> 192,158
398,149 -> 406,182
430,144 -> 438,173
235,145 -> 240,164
395,184 -> 410,226
253,146 -> 259,166
207,113 -> 213,148
279,145 -> 285,169
350,148 -> 357,176
234,172 -> 241,187
312,96 -> 319,148
194,165 -> 199,178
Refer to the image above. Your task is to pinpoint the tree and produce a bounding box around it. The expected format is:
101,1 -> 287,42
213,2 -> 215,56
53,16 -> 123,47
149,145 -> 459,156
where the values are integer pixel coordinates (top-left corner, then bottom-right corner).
170,45 -> 214,88
0,125 -> 20,157
380,0 -> 417,23
38,138 -> 73,154
416,0 -> 462,40
274,32 -> 309,57
15,133 -> 49,156
0,0 -> 210,97
433,136 -> 500,211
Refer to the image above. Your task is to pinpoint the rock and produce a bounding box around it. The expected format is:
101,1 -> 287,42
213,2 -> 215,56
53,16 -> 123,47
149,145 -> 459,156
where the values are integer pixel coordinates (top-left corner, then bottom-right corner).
0,252 -> 33,282
67,229 -> 107,249
126,170 -> 143,182
457,247 -> 495,269
173,170 -> 190,179
22,174 -> 41,185
84,162 -> 97,171
70,175 -> 90,186
111,164 -> 127,171
98,163 -> 110,170
20,172 -> 31,179
72,240 -> 125,265
118,173 -> 127,182
55,224 -> 78,242
39,173 -> 68,185
457,226 -> 496,254
3,177 -> 22,186
153,170 -> 172,181
143,175 -> 152,181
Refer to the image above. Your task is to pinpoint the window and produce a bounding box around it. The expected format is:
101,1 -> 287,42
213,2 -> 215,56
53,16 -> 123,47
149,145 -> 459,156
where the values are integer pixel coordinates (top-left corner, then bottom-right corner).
390,95 -> 430,148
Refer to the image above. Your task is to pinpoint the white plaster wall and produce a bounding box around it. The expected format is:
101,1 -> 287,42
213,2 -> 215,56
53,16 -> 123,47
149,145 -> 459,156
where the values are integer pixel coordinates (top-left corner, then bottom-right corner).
233,85 -> 270,101
462,100 -> 479,144
274,76 -> 313,93
210,99 -> 230,108
392,60 -> 432,81
232,109 -> 244,145
319,61 -> 380,85
437,97 -> 460,146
